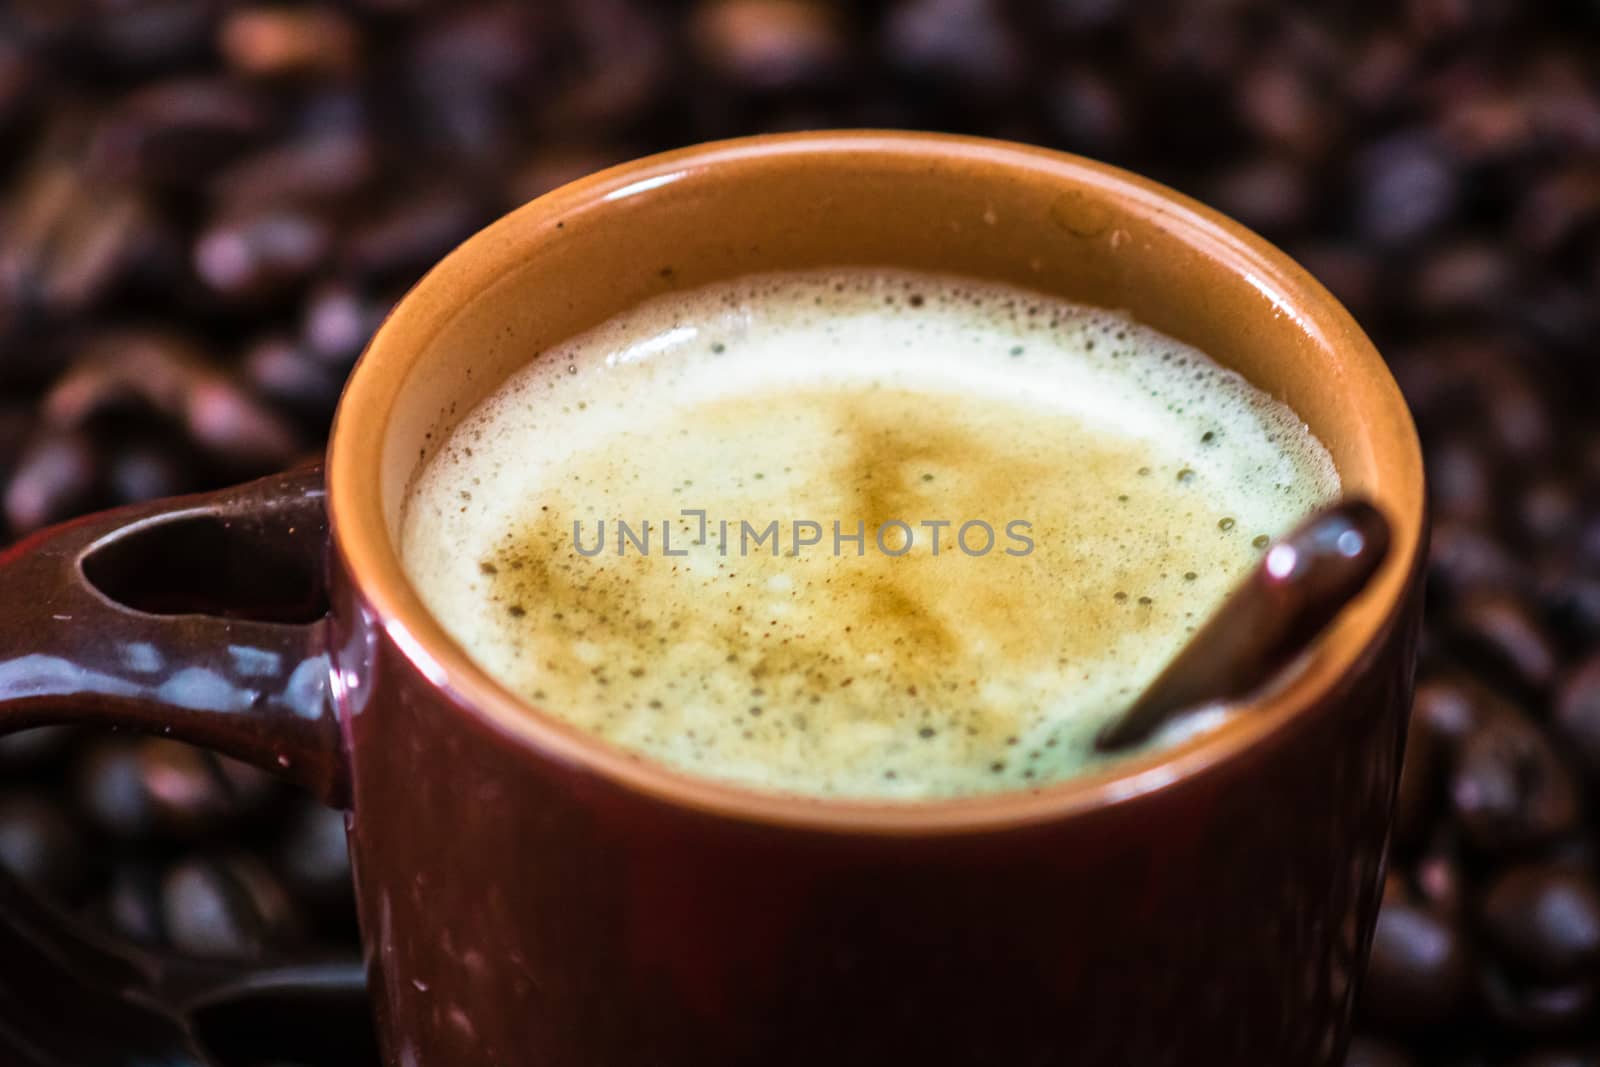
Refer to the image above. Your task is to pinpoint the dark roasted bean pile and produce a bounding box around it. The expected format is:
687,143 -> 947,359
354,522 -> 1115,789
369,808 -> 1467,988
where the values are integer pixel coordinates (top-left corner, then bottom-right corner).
2,2 -> 1599,1064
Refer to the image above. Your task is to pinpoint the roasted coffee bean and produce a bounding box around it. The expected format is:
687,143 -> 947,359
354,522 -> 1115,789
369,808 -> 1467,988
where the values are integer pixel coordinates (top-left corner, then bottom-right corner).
401,4 -> 539,169
1340,31 -> 1413,111
1278,17 -> 1345,79
340,190 -> 488,285
1451,593 -> 1560,696
138,741 -> 278,835
689,0 -> 848,93
1345,1036 -> 1418,1067
43,330 -> 204,429
43,332 -> 300,473
538,0 -> 672,134
0,38 -> 36,138
1479,964 -> 1598,1036
1361,897 -> 1473,1028
1392,343 -> 1468,429
1349,132 -> 1458,247
1394,702 -> 1444,855
0,792 -> 85,897
1517,166 -> 1600,256
44,330 -> 303,473
1427,437 -> 1498,527
1480,363 -> 1558,466
162,853 -> 299,960
1479,864 -> 1600,981
274,799 -> 351,904
1546,837 -> 1600,871
292,86 -> 373,142
78,739 -> 276,841
90,79 -> 274,186
4,117 -> 97,289
1421,67 -> 1522,162
0,405 -> 31,474
1412,834 -> 1467,921
84,0 -> 219,73
1383,869 -> 1414,909
75,739 -> 160,841
1041,68 -> 1129,158
1578,434 -> 1600,490
0,726 -> 74,771
121,211 -> 188,300
1578,508 -> 1600,572
1206,156 -> 1311,233
1554,655 -> 1600,780
0,0 -> 85,47
183,374 -> 303,474
1414,675 -> 1501,747
1518,281 -> 1597,357
1410,240 -> 1512,317
1290,243 -> 1381,322
105,438 -> 191,505
211,754 -> 280,812
1526,51 -> 1600,148
193,206 -> 334,303
1517,477 -> 1580,550
34,187 -> 158,317
1,144 -> 157,320
1537,566 -> 1600,647
105,862 -> 166,945
242,336 -> 345,422
1398,340 -> 1555,465
210,130 -> 377,212
301,280 -> 390,367
882,0 -> 1026,101
1236,60 -> 1333,160
219,7 -> 361,80
407,4 -> 542,98
3,429 -> 98,535
1452,713 -> 1580,854
1128,7 -> 1247,81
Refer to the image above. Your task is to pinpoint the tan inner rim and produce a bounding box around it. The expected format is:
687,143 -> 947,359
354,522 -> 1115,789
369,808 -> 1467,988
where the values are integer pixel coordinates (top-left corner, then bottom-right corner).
326,131 -> 1425,834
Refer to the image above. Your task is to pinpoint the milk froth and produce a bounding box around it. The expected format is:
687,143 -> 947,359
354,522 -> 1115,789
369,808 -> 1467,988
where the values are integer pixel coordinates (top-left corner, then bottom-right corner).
399,269 -> 1339,798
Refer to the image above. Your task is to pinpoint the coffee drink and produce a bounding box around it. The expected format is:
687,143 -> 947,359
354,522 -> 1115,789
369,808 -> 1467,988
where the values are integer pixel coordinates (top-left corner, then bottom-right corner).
399,269 -> 1338,798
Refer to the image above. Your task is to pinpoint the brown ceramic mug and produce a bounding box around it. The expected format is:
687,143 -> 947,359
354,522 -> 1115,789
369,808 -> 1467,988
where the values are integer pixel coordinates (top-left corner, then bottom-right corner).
0,132 -> 1425,1066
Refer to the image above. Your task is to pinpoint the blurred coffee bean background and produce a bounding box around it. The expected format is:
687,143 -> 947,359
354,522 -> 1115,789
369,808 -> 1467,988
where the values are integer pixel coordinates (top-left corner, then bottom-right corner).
1,1 -> 1598,1064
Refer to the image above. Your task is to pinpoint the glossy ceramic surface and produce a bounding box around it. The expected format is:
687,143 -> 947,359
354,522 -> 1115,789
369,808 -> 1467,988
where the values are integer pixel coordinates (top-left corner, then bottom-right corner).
0,465 -> 343,805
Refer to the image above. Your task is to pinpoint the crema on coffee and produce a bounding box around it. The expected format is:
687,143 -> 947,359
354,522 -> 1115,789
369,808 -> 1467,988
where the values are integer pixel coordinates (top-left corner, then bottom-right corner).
399,269 -> 1339,798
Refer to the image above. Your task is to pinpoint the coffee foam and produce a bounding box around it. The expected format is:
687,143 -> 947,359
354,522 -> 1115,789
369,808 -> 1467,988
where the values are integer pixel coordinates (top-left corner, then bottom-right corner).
399,269 -> 1339,798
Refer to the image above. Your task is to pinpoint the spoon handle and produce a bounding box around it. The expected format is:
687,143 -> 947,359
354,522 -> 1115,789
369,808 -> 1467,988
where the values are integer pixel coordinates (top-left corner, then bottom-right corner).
1095,499 -> 1392,751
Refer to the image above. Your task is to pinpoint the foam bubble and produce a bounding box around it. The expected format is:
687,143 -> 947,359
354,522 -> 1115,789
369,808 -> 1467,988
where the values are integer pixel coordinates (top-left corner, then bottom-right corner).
399,269 -> 1340,798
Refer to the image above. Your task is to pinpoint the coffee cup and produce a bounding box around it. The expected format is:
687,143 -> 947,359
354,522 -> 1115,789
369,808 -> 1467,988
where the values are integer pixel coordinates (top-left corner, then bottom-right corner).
0,132 -> 1425,1065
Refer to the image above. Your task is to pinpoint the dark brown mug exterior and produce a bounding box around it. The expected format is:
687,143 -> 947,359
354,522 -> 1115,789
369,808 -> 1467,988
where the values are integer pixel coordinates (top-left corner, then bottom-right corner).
0,133 -> 1427,1066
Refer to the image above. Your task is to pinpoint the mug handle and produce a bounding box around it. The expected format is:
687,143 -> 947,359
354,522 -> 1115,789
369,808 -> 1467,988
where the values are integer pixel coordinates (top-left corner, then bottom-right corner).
0,463 -> 346,806
0,463 -> 367,1066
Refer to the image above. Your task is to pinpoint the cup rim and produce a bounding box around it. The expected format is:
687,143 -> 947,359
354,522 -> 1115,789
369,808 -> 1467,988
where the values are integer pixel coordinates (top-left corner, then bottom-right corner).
326,130 -> 1426,835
